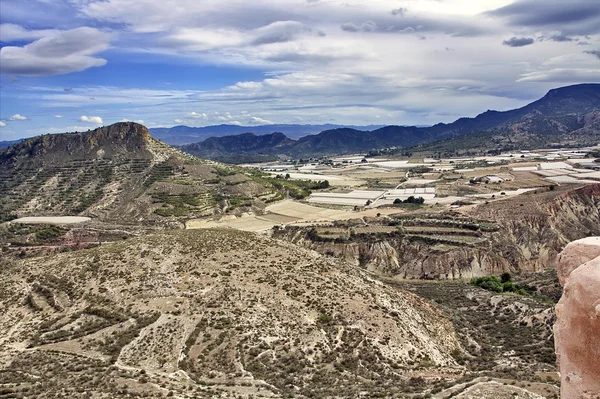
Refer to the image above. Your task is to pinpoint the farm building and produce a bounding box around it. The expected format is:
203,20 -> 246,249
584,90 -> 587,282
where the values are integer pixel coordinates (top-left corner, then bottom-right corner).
384,188 -> 436,201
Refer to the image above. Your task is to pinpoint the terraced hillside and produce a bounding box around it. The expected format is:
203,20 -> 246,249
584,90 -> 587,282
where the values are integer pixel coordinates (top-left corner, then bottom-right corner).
274,184 -> 600,279
0,123 -> 297,224
1,229 -> 466,398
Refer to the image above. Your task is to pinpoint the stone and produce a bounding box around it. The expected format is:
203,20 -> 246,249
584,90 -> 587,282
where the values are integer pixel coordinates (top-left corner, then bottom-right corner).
555,237 -> 600,285
554,238 -> 600,399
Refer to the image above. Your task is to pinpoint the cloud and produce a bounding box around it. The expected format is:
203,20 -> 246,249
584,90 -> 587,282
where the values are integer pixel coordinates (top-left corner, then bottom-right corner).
0,24 -> 58,42
340,16 -> 489,37
0,27 -> 110,76
54,115 -> 63,118
502,37 -> 534,47
9,114 -> 28,121
486,0 -> 600,36
249,116 -> 273,124
187,112 -> 207,119
391,8 -> 407,17
79,115 -> 103,124
341,21 -> 378,33
159,20 -> 321,55
250,21 -> 317,46
548,33 -> 573,42
120,118 -> 145,124
584,50 -> 600,60
4,0 -> 600,133
0,121 -> 6,127
517,68 -> 600,82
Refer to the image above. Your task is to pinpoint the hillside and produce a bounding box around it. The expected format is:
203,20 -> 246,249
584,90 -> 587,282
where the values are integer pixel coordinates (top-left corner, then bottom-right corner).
179,84 -> 600,161
274,184 -> 600,282
0,228 -> 463,398
0,123 -> 302,224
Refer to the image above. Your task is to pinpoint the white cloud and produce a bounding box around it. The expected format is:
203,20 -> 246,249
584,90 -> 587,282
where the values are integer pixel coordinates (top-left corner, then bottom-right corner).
0,27 -> 110,76
3,0 -> 600,132
0,121 -> 6,127
249,116 -> 273,124
9,114 -> 28,121
187,112 -> 207,119
0,24 -> 58,42
120,118 -> 145,124
79,115 -> 103,124
54,115 -> 63,118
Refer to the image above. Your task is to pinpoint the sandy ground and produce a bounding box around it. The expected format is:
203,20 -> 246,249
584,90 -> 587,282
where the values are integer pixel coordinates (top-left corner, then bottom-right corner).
186,200 -> 401,232
465,188 -> 540,199
10,216 -> 92,224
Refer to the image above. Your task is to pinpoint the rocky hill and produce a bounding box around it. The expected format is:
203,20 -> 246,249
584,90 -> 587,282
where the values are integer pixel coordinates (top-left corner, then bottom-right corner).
0,228 -> 464,398
0,122 -> 297,224
179,84 -> 600,161
274,184 -> 600,281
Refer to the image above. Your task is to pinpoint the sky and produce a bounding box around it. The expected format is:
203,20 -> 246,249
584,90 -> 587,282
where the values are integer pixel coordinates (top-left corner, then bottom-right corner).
1,0 -> 599,141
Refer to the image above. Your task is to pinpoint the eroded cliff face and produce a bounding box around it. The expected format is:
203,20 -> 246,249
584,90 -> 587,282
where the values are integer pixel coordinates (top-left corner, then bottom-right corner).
276,185 -> 600,279
554,237 -> 600,399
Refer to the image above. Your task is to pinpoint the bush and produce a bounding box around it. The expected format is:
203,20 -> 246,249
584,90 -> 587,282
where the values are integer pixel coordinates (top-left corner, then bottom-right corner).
393,196 -> 425,205
471,275 -> 529,296
502,282 -> 515,292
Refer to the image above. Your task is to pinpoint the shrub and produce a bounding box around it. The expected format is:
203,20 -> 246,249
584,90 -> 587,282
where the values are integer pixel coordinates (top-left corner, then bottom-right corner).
471,275 -> 530,296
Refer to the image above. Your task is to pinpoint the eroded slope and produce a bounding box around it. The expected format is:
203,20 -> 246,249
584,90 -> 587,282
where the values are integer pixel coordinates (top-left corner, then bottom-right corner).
0,229 -> 461,398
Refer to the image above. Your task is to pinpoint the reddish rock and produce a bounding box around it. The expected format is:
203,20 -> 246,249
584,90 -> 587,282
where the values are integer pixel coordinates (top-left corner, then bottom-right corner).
554,238 -> 600,399
556,237 -> 600,285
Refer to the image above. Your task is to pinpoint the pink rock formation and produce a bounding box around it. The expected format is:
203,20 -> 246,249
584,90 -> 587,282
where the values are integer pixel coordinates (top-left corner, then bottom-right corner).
556,237 -> 600,285
554,237 -> 600,399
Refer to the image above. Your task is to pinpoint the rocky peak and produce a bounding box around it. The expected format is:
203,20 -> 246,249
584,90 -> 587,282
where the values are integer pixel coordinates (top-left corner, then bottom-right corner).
0,122 -> 156,168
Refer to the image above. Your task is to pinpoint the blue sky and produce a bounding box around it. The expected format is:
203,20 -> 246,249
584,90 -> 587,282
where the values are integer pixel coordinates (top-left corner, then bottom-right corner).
1,0 -> 599,141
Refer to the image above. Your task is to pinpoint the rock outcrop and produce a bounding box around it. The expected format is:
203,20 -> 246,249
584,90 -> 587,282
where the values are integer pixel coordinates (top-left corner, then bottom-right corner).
556,237 -> 600,285
554,237 -> 600,399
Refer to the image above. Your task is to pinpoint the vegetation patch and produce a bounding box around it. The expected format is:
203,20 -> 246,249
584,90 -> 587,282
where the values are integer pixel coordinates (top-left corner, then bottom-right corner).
471,274 -> 530,296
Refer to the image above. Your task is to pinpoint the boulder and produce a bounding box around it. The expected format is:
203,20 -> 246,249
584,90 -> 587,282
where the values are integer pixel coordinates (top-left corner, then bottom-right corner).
555,237 -> 600,285
554,237 -> 600,399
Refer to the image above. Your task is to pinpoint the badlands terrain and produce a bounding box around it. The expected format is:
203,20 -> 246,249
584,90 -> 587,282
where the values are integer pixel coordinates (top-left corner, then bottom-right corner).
1,122 -> 599,398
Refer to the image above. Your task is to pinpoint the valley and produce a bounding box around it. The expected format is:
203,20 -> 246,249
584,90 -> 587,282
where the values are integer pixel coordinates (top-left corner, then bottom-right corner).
3,0 -> 600,392
0,111 -> 598,398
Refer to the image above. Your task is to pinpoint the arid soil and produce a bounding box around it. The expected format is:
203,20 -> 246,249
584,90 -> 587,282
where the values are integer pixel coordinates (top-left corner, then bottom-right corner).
1,229 -> 471,398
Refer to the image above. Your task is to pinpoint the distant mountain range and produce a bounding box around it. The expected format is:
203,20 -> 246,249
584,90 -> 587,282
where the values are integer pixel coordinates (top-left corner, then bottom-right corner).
179,84 -> 600,162
150,124 -> 388,145
0,139 -> 23,149
2,84 -> 598,163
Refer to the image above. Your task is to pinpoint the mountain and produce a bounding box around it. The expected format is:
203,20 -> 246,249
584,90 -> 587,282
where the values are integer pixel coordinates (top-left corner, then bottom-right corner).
0,139 -> 23,149
0,228 -> 463,398
426,84 -> 600,136
150,123 -> 386,145
179,84 -> 600,162
180,132 -> 295,163
0,122 -> 301,223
